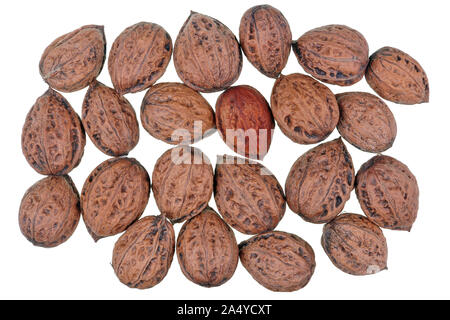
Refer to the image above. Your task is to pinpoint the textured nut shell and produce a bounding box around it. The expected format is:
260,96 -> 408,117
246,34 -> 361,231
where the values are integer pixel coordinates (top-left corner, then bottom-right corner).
321,213 -> 388,275
141,82 -> 215,145
19,175 -> 80,248
239,231 -> 315,292
113,215 -> 175,289
366,47 -> 429,104
152,146 -> 213,223
39,25 -> 106,92
22,89 -> 86,175
214,155 -> 286,234
355,155 -> 419,231
108,22 -> 172,95
271,73 -> 339,144
216,85 -> 275,159
176,207 -> 238,287
292,25 -> 368,86
336,92 -> 397,153
82,81 -> 139,156
81,158 -> 150,241
285,138 -> 355,224
239,5 -> 292,78
174,12 -> 242,92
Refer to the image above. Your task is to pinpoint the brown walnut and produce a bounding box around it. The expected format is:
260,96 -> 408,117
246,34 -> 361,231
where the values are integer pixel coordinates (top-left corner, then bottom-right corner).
239,5 -> 292,78
176,207 -> 239,287
292,25 -> 369,86
81,157 -> 150,241
82,81 -> 139,156
239,231 -> 315,292
141,82 -> 215,145
152,146 -> 213,223
22,89 -> 86,175
355,155 -> 419,231
39,25 -> 106,92
112,215 -> 175,289
19,175 -> 80,248
366,46 -> 429,105
214,155 -> 286,234
216,85 -> 275,160
271,73 -> 339,144
108,22 -> 172,95
174,12 -> 242,93
322,213 -> 388,275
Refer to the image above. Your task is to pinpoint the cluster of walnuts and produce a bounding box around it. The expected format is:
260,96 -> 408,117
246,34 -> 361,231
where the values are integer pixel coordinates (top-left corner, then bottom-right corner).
20,5 -> 427,292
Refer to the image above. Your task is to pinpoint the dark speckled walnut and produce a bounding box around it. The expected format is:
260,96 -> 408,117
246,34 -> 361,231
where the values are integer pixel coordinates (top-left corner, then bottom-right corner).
355,155 -> 419,231
239,231 -> 315,292
285,138 -> 355,224
322,213 -> 388,275
176,207 -> 238,287
112,215 -> 175,289
82,81 -> 139,156
22,89 -> 86,176
108,22 -> 172,95
19,175 -> 80,248
239,5 -> 292,78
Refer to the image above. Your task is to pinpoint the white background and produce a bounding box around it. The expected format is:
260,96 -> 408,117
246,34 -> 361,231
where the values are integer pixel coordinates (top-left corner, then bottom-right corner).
0,0 -> 448,300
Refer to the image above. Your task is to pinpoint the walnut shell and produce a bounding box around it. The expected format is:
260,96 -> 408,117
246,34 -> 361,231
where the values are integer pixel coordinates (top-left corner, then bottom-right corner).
152,146 -> 213,223
214,155 -> 286,235
271,73 -> 339,144
293,25 -> 368,86
366,46 -> 429,105
216,85 -> 275,160
19,175 -> 80,248
336,92 -> 397,153
239,231 -> 315,292
355,155 -> 419,231
22,89 -> 86,175
112,215 -> 175,289
141,82 -> 215,145
285,138 -> 355,224
39,25 -> 106,92
321,213 -> 388,275
176,207 -> 238,287
81,157 -> 150,241
82,81 -> 139,156
239,5 -> 292,78
174,11 -> 242,93
108,22 -> 172,95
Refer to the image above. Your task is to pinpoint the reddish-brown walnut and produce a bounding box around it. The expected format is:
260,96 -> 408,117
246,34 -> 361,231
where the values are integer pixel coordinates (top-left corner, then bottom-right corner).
81,157 -> 150,241
239,5 -> 292,78
174,12 -> 242,93
82,81 -> 139,156
322,213 -> 388,275
152,146 -> 213,223
355,155 -> 419,231
112,215 -> 175,289
216,85 -> 275,160
239,231 -> 315,292
176,207 -> 239,287
271,73 -> 339,144
22,89 -> 86,176
292,25 -> 369,86
214,155 -> 286,234
19,175 -> 80,248
285,138 -> 355,224
366,47 -> 429,105
141,82 -> 215,145
336,92 -> 397,153
39,25 -> 106,92
108,22 -> 172,95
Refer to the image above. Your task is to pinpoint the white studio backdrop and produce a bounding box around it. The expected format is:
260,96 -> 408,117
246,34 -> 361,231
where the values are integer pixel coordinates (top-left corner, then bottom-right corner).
0,0 -> 448,299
